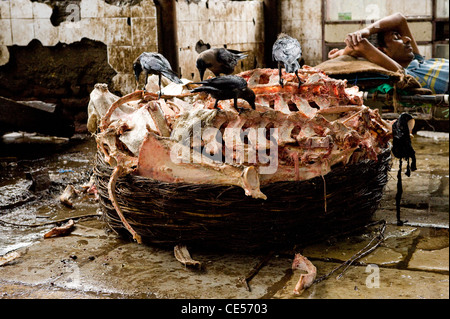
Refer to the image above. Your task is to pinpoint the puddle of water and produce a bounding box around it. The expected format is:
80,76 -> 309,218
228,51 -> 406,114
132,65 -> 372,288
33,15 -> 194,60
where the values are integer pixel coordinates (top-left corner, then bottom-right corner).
0,132 -> 448,259
0,134 -> 99,255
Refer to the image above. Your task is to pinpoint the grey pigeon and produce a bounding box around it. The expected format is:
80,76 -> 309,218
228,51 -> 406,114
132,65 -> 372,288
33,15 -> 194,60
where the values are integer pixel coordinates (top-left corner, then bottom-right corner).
191,75 -> 255,113
272,33 -> 303,87
196,44 -> 248,81
133,52 -> 183,97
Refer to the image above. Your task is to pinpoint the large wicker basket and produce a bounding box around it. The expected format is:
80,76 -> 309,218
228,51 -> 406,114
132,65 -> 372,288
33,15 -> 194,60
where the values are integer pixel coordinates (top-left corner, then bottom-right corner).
94,147 -> 392,252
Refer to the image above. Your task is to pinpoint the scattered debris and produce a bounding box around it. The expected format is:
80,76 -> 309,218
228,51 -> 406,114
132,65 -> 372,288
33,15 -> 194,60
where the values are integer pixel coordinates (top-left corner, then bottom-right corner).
313,220 -> 387,284
79,175 -> 100,200
57,169 -> 75,173
239,251 -> 275,292
174,244 -> 202,269
60,184 -> 79,208
0,250 -> 24,267
44,219 -> 75,238
292,253 -> 317,295
26,169 -> 51,192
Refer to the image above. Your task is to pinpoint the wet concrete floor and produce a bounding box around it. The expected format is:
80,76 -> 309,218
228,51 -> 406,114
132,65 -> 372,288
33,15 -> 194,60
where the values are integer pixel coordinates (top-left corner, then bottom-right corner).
0,131 -> 448,300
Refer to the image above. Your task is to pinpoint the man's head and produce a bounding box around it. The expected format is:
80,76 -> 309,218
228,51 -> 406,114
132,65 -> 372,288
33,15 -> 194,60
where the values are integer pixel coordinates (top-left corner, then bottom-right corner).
373,31 -> 415,67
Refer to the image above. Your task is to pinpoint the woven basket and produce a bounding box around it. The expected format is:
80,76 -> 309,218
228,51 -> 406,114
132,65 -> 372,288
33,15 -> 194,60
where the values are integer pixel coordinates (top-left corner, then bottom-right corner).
94,148 -> 392,252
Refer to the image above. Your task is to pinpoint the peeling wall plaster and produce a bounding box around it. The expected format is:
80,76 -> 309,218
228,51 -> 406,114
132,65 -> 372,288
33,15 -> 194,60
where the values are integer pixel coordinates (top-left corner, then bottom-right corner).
1,0 -> 325,95
0,0 -> 158,95
0,0 -> 326,135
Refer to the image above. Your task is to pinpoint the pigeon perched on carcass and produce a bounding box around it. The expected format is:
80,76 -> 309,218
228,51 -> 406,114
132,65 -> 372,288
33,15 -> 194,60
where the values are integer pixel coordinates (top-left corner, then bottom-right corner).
272,33 -> 303,88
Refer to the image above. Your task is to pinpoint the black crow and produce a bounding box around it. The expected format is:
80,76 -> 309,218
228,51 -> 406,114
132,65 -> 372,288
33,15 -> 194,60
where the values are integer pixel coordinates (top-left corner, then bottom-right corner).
133,52 -> 183,97
191,75 -> 256,113
392,112 -> 417,174
392,112 -> 416,226
272,33 -> 303,88
196,44 -> 248,81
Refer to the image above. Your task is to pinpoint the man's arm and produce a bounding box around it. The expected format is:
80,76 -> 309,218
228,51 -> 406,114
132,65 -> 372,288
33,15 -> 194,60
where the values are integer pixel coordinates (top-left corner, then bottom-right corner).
345,12 -> 420,55
343,38 -> 404,72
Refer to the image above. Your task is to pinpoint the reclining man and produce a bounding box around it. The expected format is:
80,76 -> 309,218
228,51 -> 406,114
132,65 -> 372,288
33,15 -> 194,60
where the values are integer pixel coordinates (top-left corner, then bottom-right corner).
328,13 -> 449,94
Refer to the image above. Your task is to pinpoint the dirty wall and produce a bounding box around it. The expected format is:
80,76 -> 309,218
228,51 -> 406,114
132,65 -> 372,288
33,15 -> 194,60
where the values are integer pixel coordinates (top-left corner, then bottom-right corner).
0,0 -> 323,134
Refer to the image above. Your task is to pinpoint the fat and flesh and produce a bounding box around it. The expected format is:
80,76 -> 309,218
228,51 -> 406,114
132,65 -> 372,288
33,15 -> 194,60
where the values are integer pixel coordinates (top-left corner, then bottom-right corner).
90,67 -> 392,200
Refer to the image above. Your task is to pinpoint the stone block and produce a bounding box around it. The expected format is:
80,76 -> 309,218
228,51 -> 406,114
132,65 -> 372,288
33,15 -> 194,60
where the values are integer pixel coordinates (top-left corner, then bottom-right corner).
11,18 -> 34,46
301,39 -> 322,66
436,0 -> 450,18
107,45 -> 133,74
131,17 -> 157,47
409,22 -> 433,41
34,19 -> 59,46
302,19 -> 322,40
386,1 -> 405,14
408,247 -> 449,272
228,2 -> 240,21
176,1 -> 189,22
210,1 -> 225,17
130,0 -> 156,18
32,2 -> 52,19
0,0 -> 11,19
11,0 -> 33,19
406,0 -> 433,17
104,1 -> 131,18
0,20 -> 12,46
80,0 -> 104,18
213,21 -> 226,44
225,21 -> 237,43
80,18 -> 105,43
246,21 -> 256,42
177,22 -> 193,48
58,20 -> 83,44
301,2 -> 314,18
105,18 -> 132,46
196,2 -> 209,21
325,24 -> 360,43
416,228 -> 449,250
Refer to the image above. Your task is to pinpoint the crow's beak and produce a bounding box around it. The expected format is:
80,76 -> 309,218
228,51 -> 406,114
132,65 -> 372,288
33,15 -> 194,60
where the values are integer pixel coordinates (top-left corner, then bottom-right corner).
245,88 -> 256,110
199,68 -> 205,81
408,118 -> 415,138
407,118 -> 415,134
133,63 -> 141,88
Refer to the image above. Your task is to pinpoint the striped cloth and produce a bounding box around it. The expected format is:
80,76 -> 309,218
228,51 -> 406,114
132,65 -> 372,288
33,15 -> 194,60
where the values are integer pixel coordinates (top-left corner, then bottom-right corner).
405,54 -> 449,94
